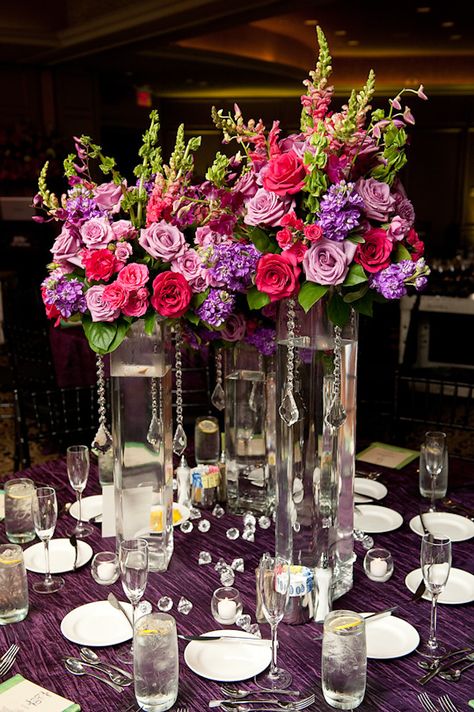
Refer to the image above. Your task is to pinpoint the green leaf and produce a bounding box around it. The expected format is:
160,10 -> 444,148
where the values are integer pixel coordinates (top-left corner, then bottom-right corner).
343,284 -> 369,303
343,263 -> 368,287
186,311 -> 200,326
108,321 -> 131,353
247,286 -> 270,310
394,243 -> 411,262
193,289 -> 209,309
328,291 -> 351,327
248,227 -> 271,253
298,282 -> 328,313
144,312 -> 157,336
352,290 -> 375,317
82,318 -> 117,354
347,234 -> 365,244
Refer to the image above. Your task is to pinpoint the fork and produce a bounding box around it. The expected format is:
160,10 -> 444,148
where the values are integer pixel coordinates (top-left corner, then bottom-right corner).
418,692 -> 439,712
0,644 -> 19,677
438,696 -> 459,712
210,693 -> 315,709
220,685 -> 300,698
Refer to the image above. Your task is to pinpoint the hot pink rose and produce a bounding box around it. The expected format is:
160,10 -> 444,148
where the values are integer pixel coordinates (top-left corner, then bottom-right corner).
80,217 -> 115,249
304,224 -> 323,242
276,227 -> 293,250
102,282 -> 129,310
151,272 -> 192,318
82,249 -> 117,282
94,181 -> 123,212
262,150 -> 308,196
354,228 -> 393,273
122,287 -> 149,317
255,253 -> 300,302
285,242 -> 308,264
85,285 -> 120,322
116,263 -> 149,290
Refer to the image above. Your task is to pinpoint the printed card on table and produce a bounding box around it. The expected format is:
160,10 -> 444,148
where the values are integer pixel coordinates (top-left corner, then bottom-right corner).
356,441 -> 419,470
0,675 -> 80,711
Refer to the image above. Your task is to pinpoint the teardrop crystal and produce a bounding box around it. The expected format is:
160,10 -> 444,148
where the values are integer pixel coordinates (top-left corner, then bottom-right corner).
91,424 -> 113,455
172,423 -> 187,456
248,382 -> 259,414
146,414 -> 163,452
279,390 -> 299,426
211,382 -> 225,411
326,399 -> 347,429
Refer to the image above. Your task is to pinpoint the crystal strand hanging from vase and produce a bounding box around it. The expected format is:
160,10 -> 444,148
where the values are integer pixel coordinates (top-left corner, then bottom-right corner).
110,320 -> 174,572
275,295 -> 358,624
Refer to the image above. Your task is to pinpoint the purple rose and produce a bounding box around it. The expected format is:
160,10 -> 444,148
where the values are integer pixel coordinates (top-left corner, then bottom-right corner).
139,220 -> 187,261
85,285 -> 120,322
244,188 -> 293,227
195,225 -> 225,247
51,225 -> 82,265
94,182 -> 123,212
221,313 -> 247,342
355,177 -> 395,222
80,217 -> 115,249
171,248 -> 205,290
303,238 -> 357,285
234,171 -> 259,199
111,219 -> 136,240
114,241 -> 133,263
387,216 -> 410,242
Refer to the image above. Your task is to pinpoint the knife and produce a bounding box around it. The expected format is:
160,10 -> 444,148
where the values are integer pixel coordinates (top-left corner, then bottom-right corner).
418,648 -> 474,685
411,577 -> 426,602
178,633 -> 271,645
312,606 -> 397,640
69,534 -> 78,571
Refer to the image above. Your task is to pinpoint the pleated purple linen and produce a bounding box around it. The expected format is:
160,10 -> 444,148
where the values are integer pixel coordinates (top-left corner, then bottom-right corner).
1,456 -> 473,712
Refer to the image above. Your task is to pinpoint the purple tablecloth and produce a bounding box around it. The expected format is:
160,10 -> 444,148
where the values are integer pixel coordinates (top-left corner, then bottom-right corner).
1,458 -> 473,712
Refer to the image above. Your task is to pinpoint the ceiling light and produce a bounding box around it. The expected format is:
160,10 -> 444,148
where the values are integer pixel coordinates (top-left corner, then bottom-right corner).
449,34 -> 462,40
304,19 -> 319,26
334,29 -> 347,36
416,6 -> 431,13
348,40 -> 359,46
441,21 -> 455,27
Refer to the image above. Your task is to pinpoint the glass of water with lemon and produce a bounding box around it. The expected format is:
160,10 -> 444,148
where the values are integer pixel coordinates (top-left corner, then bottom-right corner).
194,416 -> 220,465
134,612 -> 178,711
0,544 -> 29,624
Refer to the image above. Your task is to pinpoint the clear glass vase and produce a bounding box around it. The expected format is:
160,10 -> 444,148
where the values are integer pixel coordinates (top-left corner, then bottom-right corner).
111,321 -> 174,572
275,296 -> 358,622
224,344 -> 276,515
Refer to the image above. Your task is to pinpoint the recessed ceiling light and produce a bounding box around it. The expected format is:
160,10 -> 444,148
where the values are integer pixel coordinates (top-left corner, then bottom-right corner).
449,34 -> 462,40
348,40 -> 359,46
334,29 -> 347,36
441,21 -> 455,27
416,6 -> 431,13
304,19 -> 319,26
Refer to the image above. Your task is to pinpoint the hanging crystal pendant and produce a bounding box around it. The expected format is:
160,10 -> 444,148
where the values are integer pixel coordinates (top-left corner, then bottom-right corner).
279,390 -> 300,427
211,348 -> 225,410
172,326 -> 188,456
279,297 -> 300,426
92,354 -> 112,455
325,325 -> 347,430
172,423 -> 187,456
147,378 -> 162,451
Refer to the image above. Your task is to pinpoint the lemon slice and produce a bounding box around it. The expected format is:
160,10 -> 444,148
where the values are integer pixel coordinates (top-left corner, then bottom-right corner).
0,556 -> 22,565
198,419 -> 219,434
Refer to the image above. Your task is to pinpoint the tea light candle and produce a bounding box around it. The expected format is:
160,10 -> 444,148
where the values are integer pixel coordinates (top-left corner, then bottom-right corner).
97,561 -> 116,581
370,557 -> 388,578
217,597 -> 237,622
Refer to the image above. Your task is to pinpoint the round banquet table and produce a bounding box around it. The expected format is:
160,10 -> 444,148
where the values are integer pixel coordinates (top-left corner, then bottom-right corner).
0,457 -> 473,712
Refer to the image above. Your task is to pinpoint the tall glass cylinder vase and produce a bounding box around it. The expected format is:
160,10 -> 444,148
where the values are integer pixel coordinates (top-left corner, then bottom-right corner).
224,344 -> 276,516
275,296 -> 358,623
111,321 -> 174,572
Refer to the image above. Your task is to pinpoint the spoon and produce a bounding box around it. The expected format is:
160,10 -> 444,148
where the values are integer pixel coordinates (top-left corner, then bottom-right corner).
440,660 -> 474,681
64,658 -> 125,692
80,648 -> 133,680
108,592 -> 133,628
63,656 -> 131,686
418,646 -> 474,670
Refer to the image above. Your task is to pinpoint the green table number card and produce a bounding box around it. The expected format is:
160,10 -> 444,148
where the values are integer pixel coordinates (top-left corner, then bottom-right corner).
0,675 -> 80,712
356,442 -> 419,470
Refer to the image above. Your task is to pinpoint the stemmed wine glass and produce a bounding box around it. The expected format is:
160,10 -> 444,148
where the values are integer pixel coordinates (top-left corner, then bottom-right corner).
67,445 -> 93,538
31,486 -> 65,594
256,552 -> 292,690
118,538 -> 149,664
424,431 -> 447,512
418,533 -> 451,659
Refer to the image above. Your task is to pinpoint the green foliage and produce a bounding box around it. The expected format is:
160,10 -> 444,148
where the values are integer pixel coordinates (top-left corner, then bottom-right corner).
247,286 -> 270,311
37,162 -> 59,211
82,318 -> 130,354
343,263 -> 368,287
143,312 -> 157,336
371,123 -> 408,185
393,242 -> 412,262
302,127 -> 329,218
134,110 -> 162,180
327,291 -> 351,327
298,282 -> 328,313
205,153 -> 230,187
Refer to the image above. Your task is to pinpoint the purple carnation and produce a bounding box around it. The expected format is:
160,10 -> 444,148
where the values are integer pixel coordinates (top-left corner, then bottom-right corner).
394,196 -> 415,227
209,243 -> 260,292
42,275 -> 87,318
197,289 -> 235,327
245,327 -> 276,356
318,181 -> 363,242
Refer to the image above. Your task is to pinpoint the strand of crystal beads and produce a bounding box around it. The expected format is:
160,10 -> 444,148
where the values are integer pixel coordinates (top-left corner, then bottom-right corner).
172,326 -> 187,455
211,347 -> 225,411
279,297 -> 299,426
249,352 -> 263,413
91,354 -> 113,454
146,376 -> 163,452
325,324 -> 347,429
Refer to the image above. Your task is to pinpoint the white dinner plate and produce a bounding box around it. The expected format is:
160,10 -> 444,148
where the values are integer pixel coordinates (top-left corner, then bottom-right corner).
365,615 -> 420,659
354,505 -> 403,534
0,491 -> 4,520
409,512 -> 474,542
60,600 -> 133,647
184,629 -> 272,682
354,478 -> 388,504
69,495 -> 103,523
24,538 -> 93,574
405,567 -> 474,605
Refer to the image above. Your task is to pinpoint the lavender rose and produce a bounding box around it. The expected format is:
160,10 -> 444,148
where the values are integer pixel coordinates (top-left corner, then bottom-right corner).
387,215 -> 410,242
234,171 -> 259,199
171,248 -> 205,290
244,188 -> 292,227
111,219 -> 137,240
355,177 -> 395,222
139,220 -> 187,261
51,225 -> 82,265
94,181 -> 123,212
220,313 -> 247,342
85,285 -> 120,322
80,217 -> 115,249
303,238 -> 357,285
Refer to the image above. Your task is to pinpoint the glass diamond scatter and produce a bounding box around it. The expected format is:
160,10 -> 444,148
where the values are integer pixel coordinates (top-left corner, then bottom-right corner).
226,528 -> 240,540
231,557 -> 244,573
137,600 -> 152,616
189,507 -> 202,520
362,536 -> 375,550
157,596 -> 173,612
248,623 -> 261,638
177,596 -> 193,615
236,614 -> 251,631
212,504 -> 225,518
220,566 -> 235,587
215,557 -> 227,573
180,520 -> 193,534
198,551 -> 212,565
198,519 -> 211,533
242,528 -> 255,542
258,515 -> 271,529
243,513 -> 256,528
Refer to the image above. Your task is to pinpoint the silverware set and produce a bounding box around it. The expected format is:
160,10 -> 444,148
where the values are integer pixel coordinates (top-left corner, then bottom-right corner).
418,691 -> 460,712
63,647 -> 133,692
418,646 -> 474,685
0,644 -> 19,677
210,691 -> 315,711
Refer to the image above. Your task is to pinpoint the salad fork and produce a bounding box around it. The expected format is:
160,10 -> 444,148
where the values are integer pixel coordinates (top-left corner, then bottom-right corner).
0,644 -> 19,677
210,692 -> 315,709
418,692 -> 439,712
438,696 -> 459,712
220,685 -> 300,698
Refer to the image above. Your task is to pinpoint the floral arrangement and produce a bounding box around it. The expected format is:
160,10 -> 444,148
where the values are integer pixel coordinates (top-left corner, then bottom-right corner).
36,28 -> 429,355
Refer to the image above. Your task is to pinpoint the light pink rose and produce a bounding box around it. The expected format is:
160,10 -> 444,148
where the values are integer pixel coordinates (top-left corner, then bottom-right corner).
122,287 -> 149,317
170,249 -> 205,290
51,225 -> 81,265
303,238 -> 357,285
102,282 -> 129,310
114,241 -> 133,263
85,285 -> 120,322
116,263 -> 149,290
138,220 -> 187,261
195,226 -> 225,247
80,217 -> 115,249
387,215 -> 410,242
244,188 -> 293,227
111,220 -> 136,240
94,182 -> 123,212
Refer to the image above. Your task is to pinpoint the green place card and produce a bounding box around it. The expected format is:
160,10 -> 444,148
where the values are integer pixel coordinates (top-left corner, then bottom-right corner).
356,441 -> 419,470
0,675 -> 80,711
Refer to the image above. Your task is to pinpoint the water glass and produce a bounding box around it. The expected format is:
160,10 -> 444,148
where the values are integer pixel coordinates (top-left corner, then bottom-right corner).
194,416 -> 220,464
118,538 -> 149,664
67,445 -> 94,538
31,486 -> 64,594
4,478 -> 35,543
91,551 -> 120,585
0,544 -> 29,625
419,444 -> 448,500
134,612 -> 178,712
322,610 -> 367,709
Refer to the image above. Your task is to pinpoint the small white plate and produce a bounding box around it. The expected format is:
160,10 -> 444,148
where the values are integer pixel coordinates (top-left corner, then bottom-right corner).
69,495 -> 103,523
366,616 -> 420,659
354,505 -> 403,534
24,538 -> 93,573
405,567 -> 474,605
409,512 -> 474,542
184,629 -> 272,682
354,478 -> 388,504
61,600 -> 133,647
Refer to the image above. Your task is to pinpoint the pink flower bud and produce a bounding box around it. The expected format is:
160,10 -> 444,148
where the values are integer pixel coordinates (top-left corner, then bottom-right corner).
391,96 -> 402,111
417,84 -> 428,100
403,106 -> 415,125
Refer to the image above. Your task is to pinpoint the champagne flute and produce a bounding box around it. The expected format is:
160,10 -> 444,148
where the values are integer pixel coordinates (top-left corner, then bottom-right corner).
424,431 -> 446,512
31,486 -> 65,594
256,553 -> 292,690
118,538 -> 149,664
67,445 -> 93,538
418,534 -> 451,659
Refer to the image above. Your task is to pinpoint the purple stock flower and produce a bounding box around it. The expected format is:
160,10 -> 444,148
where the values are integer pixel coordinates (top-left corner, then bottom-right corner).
197,289 -> 235,327
369,259 -> 429,300
245,326 -> 276,356
318,181 -> 363,242
209,242 -> 260,292
42,275 -> 87,318
65,187 -> 104,225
